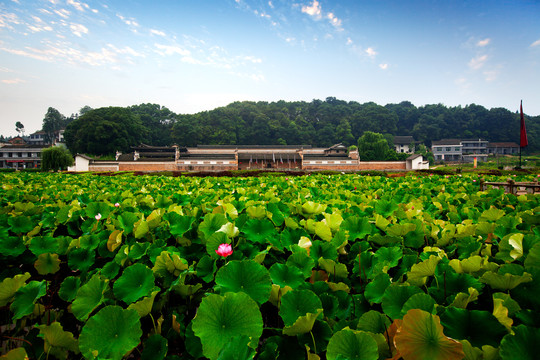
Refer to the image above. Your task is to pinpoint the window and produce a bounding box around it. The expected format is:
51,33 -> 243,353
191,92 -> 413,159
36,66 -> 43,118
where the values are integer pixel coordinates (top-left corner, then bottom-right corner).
455,147 -> 460,151
446,147 -> 451,152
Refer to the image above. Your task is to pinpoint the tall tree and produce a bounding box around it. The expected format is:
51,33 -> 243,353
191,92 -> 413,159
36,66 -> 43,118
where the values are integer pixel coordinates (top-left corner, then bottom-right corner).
15,121 -> 25,137
42,107 -> 66,144
357,131 -> 391,161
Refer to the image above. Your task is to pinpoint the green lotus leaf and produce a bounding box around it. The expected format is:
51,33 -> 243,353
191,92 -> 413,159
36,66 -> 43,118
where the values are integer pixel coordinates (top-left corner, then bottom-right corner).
71,275 -> 109,321
448,255 -> 483,274
524,242 -> 540,271
479,207 -> 506,222
310,240 -> 338,261
242,218 -> 277,243
85,201 -> 111,219
286,251 -> 315,278
199,213 -> 228,240
29,235 -> 59,256
117,211 -> 139,234
450,287 -> 480,309
279,289 -> 323,326
0,272 -> 31,307
141,334 -> 168,360
496,233 -> 524,262
394,309 -> 464,360
58,276 -> 81,303
298,320 -> 333,354
500,325 -> 540,360
479,270 -> 533,291
127,290 -> 159,317
493,292 -> 521,316
192,292 -> 263,360
407,255 -> 440,286
280,227 -> 308,249
246,205 -> 267,219
267,202 -> 286,227
152,250 -> 189,283
440,307 -> 508,348
101,260 -> 121,279
314,221 -> 333,241
386,223 -> 416,237
374,199 -> 399,217
134,219 -> 150,239
324,212 -> 343,232
10,280 -> 47,320
372,246 -> 402,274
357,310 -> 391,334
215,260 -> 272,305
185,322 -> 204,359
341,216 -> 373,241
216,335 -> 255,360
34,253 -> 61,275
401,293 -> 437,314
381,284 -> 423,319
37,322 -> 79,359
171,273 -> 203,297
326,329 -> 379,360
113,263 -> 156,304
68,247 -> 95,273
283,309 -> 323,336
269,263 -> 305,288
206,232 -> 231,258
364,273 -> 391,304
0,236 -> 26,257
300,201 -> 327,217
8,215 -> 34,234
79,305 -> 142,360
0,347 -> 29,360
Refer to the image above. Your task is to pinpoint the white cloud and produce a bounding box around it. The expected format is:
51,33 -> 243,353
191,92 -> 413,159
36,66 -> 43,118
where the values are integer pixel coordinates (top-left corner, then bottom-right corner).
0,12 -> 20,30
469,54 -> 488,70
67,0 -> 88,12
346,37 -> 353,45
150,29 -> 166,37
530,39 -> 540,47
54,9 -> 71,19
2,78 -> 25,84
0,66 -> 13,72
70,23 -> 88,37
302,1 -> 322,20
483,69 -> 498,82
154,43 -> 191,57
268,1 -> 274,8
477,38 -> 490,47
326,12 -> 342,30
107,44 -> 144,58
379,63 -> 388,70
365,47 -> 377,58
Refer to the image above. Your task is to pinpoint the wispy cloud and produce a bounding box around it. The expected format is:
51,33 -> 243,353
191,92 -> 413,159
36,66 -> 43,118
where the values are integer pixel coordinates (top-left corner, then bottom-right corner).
531,39 -> 540,47
70,23 -> 88,37
154,43 -> 191,57
150,29 -> 166,37
379,63 -> 388,70
2,78 -> 25,84
365,47 -> 377,58
469,54 -> 488,70
301,1 -> 343,30
477,38 -> 490,47
53,9 -> 70,19
67,0 -> 88,12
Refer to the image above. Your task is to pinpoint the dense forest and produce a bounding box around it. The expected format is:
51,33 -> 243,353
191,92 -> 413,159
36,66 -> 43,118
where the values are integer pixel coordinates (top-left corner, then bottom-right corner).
61,98 -> 540,156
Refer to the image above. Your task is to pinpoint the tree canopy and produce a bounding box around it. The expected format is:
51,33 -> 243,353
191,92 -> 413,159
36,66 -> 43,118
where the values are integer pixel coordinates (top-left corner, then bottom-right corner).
41,146 -> 74,171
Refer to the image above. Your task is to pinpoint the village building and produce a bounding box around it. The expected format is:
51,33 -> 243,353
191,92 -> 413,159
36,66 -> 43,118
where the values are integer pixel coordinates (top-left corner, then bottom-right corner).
487,142 -> 520,155
432,138 -> 489,163
0,137 -> 46,169
393,136 -> 416,154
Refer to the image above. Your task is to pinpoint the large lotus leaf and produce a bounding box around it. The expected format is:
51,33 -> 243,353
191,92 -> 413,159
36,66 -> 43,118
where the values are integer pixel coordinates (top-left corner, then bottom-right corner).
242,218 -> 277,243
524,242 -> 540,271
479,207 -> 506,222
364,273 -> 391,304
279,289 -> 323,326
116,211 -> 139,235
246,205 -> 267,219
199,213 -> 228,240
341,216 -> 373,241
479,270 -> 532,291
205,232 -> 231,258
269,263 -> 305,288
300,201 -> 327,217
407,255 -> 440,286
449,287 -> 480,309
357,310 -> 391,334
324,212 -> 344,232
58,276 -> 81,303
152,250 -> 189,281
8,215 -> 34,233
0,236 -> 26,257
326,329 -> 379,360
196,255 -> 217,283
127,290 -> 159,317
113,263 -> 156,304
0,347 -> 29,359
85,201 -> 111,219
165,212 -> 195,237
319,259 -> 348,279
0,272 -> 31,307
439,307 -> 508,348
192,292 -> 263,360
216,335 -> 255,360
141,334 -> 168,360
215,260 -> 272,305
29,235 -> 59,256
283,309 -> 323,336
394,309 -> 464,360
286,251 -> 315,278
386,223 -> 416,237
280,227 -> 309,249
68,247 -> 95,273
37,322 -> 79,359
374,199 -> 399,217
381,284 -> 423,319
496,233 -> 524,262
372,246 -> 402,274
401,293 -> 437,314
79,305 -> 142,360
134,219 -> 150,239
499,325 -> 540,360
71,275 -> 109,321
10,280 -> 47,320
34,253 -> 61,275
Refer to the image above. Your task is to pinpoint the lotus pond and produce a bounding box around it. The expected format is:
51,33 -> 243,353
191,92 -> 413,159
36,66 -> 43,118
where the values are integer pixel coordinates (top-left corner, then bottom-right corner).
1,172 -> 540,360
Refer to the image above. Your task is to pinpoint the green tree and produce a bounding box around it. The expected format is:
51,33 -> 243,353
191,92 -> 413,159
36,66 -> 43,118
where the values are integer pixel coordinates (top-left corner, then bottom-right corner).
41,146 -> 73,171
357,131 -> 391,161
15,122 -> 25,137
42,107 -> 67,144
64,107 -> 147,156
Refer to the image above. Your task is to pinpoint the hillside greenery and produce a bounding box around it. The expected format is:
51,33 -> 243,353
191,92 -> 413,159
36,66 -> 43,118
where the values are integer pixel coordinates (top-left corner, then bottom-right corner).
58,99 -> 539,156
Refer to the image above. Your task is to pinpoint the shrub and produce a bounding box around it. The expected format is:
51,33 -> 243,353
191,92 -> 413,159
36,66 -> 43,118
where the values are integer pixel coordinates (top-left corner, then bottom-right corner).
41,146 -> 74,171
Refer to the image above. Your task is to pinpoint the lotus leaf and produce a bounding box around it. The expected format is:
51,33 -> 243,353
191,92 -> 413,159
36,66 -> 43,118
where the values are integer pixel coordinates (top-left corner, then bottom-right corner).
113,263 -> 156,304
116,211 -> 139,234
381,284 -> 423,319
242,218 -> 277,243
286,251 -> 315,278
58,276 -> 81,302
0,272 -> 31,307
357,310 -> 391,333
279,289 -> 323,326
300,201 -> 327,217
199,213 -> 228,240
407,255 -> 440,286
326,329 -> 378,360
141,334 -> 168,360
71,275 -> 109,321
8,215 -> 34,234
0,347 -> 29,360
192,292 -> 263,360
0,236 -> 26,257
394,309 -> 464,360
364,273 -> 391,304
68,247 -> 95,273
341,216 -> 373,241
499,325 -> 540,360
29,235 -> 59,256
37,322 -> 79,359
10,280 -> 46,320
34,253 -> 61,275
269,263 -> 305,288
401,293 -> 437,314
79,305 -> 142,360
127,290 -> 159,317
479,270 -> 533,291
215,260 -> 272,304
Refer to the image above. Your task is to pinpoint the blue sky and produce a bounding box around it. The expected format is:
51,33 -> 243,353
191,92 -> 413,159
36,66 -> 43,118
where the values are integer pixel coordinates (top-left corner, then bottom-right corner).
1,0 -> 539,137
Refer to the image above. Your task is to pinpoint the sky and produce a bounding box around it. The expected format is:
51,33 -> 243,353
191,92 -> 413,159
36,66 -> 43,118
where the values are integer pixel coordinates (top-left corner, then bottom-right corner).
1,0 -> 539,137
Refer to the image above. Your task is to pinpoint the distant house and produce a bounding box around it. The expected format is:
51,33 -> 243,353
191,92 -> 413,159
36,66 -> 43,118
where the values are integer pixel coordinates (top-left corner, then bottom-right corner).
0,137 -> 46,169
487,142 -> 519,155
432,138 -> 489,163
393,136 -> 416,154
406,154 -> 429,170
27,129 -> 65,146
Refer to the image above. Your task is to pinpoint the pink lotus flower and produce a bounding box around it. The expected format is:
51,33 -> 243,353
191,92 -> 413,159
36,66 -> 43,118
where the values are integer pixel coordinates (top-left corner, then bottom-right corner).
95,213 -> 102,221
114,202 -> 120,207
216,243 -> 233,258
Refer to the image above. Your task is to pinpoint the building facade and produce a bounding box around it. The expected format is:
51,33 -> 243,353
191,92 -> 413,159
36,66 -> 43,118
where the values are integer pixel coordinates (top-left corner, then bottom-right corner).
432,138 -> 490,162
0,137 -> 45,169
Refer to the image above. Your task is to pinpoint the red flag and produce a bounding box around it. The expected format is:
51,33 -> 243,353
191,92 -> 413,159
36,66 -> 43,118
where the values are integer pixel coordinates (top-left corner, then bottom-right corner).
520,100 -> 528,148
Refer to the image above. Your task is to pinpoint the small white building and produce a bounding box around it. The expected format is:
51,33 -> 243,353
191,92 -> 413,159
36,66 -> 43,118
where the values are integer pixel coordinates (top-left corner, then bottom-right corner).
393,136 -> 416,154
406,154 -> 429,170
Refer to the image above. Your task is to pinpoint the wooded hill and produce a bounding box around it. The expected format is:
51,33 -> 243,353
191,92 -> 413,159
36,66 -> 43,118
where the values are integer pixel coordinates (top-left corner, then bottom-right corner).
63,98 -> 540,156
